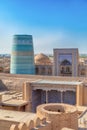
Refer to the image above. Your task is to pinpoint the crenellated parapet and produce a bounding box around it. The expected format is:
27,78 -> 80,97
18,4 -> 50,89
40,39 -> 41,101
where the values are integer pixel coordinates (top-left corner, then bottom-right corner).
10,117 -> 51,130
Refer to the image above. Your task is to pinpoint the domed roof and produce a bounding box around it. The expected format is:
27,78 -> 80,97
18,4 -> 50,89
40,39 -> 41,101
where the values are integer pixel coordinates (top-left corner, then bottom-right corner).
61,59 -> 71,65
34,53 -> 52,65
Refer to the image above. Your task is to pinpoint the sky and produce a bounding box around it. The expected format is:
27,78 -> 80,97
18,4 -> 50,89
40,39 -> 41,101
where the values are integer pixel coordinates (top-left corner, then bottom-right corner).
0,0 -> 87,54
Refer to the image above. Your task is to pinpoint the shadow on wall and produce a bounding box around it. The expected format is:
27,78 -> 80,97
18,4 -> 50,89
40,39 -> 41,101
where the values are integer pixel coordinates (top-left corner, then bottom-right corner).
0,80 -> 8,91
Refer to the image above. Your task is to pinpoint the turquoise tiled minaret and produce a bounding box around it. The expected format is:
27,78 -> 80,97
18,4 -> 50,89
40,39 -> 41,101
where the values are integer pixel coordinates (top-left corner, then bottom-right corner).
10,35 -> 35,74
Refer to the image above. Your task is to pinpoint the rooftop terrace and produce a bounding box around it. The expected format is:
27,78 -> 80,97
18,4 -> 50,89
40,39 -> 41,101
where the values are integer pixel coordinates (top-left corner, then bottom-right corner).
0,109 -> 36,122
34,80 -> 82,85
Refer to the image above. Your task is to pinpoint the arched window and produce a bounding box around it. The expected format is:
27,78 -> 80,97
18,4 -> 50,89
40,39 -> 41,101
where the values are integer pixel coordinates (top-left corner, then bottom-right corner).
66,67 -> 70,73
41,67 -> 45,75
60,59 -> 71,66
60,59 -> 72,76
35,67 -> 39,74
81,69 -> 85,76
61,67 -> 65,73
48,67 -> 52,75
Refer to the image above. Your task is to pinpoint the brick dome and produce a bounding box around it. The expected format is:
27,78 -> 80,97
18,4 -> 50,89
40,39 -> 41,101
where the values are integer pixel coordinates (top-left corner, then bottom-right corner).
34,53 -> 51,65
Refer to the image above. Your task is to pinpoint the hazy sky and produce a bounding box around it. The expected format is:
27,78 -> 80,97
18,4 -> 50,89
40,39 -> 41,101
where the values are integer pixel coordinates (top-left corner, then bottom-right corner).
0,0 -> 87,54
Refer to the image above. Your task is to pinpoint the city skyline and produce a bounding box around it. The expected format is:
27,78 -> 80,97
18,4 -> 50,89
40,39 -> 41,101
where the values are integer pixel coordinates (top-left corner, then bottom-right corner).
0,0 -> 87,54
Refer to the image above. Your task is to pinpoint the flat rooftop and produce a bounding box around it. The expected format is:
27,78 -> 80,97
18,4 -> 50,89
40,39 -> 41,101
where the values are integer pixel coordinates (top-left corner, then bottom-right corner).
0,109 -> 36,123
0,91 -> 28,107
0,91 -> 23,101
2,99 -> 28,107
33,80 -> 82,85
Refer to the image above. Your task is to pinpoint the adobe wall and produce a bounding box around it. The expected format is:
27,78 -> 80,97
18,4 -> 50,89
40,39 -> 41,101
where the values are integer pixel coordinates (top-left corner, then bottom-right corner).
0,78 -> 25,92
77,85 -> 87,106
0,73 -> 85,93
0,103 -> 78,130
0,117 -> 51,130
37,103 -> 78,130
76,85 -> 83,106
9,118 -> 51,130
0,73 -> 86,107
1,116 -> 76,130
0,119 -> 19,130
83,86 -> 87,105
22,82 -> 32,112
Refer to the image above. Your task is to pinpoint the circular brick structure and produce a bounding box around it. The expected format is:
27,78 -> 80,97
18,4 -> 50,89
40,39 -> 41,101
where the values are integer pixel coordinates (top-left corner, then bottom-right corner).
37,103 -> 78,130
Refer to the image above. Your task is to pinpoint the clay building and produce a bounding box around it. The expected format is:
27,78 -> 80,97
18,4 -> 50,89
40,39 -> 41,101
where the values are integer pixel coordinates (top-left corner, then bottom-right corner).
23,80 -> 84,112
0,103 -> 78,130
0,73 -> 86,112
0,74 -> 86,129
34,53 -> 52,75
35,49 -> 87,77
53,48 -> 79,76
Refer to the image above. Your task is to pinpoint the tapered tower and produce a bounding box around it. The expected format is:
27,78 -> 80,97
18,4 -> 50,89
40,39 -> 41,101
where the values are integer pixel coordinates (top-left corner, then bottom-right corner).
10,35 -> 35,74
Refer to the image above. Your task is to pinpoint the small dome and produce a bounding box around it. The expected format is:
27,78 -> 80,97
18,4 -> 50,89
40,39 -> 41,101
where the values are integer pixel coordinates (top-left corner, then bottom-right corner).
34,53 -> 51,65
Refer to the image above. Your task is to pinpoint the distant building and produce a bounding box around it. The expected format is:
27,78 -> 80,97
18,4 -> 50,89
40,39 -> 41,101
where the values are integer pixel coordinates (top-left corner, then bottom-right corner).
34,53 -> 52,75
53,48 -> 79,76
1,45 -> 87,77
10,35 -> 35,74
34,50 -> 87,77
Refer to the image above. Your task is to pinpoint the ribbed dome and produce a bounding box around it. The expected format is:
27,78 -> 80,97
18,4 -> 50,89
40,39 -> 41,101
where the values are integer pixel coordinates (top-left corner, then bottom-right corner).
34,53 -> 51,65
